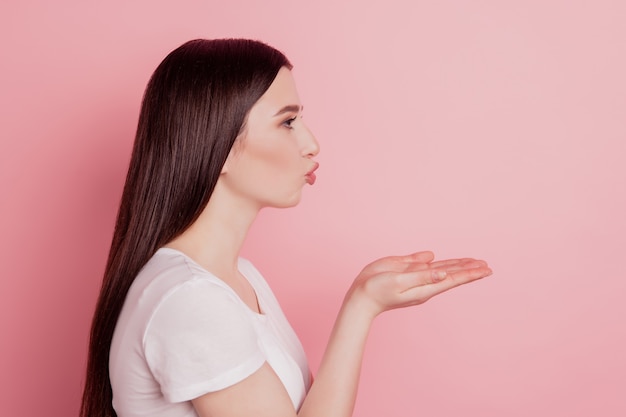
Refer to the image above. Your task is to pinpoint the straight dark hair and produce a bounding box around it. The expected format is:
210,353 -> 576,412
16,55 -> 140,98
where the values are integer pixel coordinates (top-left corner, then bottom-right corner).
81,38 -> 292,417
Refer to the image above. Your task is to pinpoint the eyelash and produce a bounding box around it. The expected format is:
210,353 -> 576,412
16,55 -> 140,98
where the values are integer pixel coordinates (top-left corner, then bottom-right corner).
283,116 -> 297,129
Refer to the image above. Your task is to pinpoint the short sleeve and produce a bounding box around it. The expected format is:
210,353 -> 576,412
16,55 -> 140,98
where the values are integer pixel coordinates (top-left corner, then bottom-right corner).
143,278 -> 265,403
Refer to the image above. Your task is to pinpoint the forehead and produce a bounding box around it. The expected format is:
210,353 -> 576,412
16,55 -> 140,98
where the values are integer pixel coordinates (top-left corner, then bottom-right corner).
250,67 -> 301,115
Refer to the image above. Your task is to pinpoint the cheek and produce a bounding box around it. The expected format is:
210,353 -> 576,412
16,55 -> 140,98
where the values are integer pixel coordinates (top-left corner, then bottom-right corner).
246,141 -> 300,179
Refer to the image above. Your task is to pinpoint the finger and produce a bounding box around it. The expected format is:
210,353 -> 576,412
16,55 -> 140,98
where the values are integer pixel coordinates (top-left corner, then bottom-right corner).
398,251 -> 435,264
398,266 -> 493,303
430,259 -> 489,275
396,267 -> 450,290
366,251 -> 435,274
405,258 -> 464,272
446,265 -> 493,284
401,259 -> 490,280
397,251 -> 436,272
432,265 -> 493,292
403,258 -> 479,273
398,263 -> 492,291
429,258 -> 487,269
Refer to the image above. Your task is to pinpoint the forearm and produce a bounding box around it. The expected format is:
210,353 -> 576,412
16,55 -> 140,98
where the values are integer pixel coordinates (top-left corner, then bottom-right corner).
191,253 -> 491,417
297,294 -> 376,417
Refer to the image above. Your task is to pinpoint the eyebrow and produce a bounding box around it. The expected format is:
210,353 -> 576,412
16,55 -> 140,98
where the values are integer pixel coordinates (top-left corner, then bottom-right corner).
273,105 -> 303,117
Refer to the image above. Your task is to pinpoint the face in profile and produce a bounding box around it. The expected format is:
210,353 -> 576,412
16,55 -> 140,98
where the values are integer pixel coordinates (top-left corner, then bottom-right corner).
220,66 -> 320,209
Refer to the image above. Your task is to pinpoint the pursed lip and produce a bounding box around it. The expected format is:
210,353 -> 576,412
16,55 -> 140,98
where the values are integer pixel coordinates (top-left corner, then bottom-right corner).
305,162 -> 319,185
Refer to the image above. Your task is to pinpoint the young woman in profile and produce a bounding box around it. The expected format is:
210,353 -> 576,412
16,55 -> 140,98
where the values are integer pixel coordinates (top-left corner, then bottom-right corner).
81,39 -> 492,417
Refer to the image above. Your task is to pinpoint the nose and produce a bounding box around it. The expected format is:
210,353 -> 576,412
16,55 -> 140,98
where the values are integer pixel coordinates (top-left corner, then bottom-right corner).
300,122 -> 320,157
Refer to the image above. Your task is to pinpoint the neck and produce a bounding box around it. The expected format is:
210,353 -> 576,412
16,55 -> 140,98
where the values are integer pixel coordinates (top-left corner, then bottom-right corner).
165,182 -> 260,277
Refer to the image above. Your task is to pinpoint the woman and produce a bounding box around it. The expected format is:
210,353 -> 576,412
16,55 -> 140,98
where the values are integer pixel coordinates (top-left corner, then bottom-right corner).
81,38 -> 492,417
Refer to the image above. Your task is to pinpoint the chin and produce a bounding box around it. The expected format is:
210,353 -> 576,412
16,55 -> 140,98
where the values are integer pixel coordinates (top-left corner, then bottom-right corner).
269,191 -> 303,209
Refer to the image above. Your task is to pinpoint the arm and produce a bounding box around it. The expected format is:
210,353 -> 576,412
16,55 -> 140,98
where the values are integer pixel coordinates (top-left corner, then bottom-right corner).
192,251 -> 492,417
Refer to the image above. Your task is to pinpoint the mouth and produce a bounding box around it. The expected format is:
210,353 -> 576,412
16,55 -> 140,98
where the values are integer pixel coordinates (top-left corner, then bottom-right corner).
305,162 -> 319,185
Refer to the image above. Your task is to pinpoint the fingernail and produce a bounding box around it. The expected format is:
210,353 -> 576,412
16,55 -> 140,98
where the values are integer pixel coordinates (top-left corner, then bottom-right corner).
432,270 -> 447,281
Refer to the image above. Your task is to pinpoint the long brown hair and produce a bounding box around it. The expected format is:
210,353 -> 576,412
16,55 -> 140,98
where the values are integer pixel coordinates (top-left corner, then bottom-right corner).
81,39 -> 292,417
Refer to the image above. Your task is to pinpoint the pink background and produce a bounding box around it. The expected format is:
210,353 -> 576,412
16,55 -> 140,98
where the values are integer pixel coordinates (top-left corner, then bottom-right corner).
1,1 -> 625,416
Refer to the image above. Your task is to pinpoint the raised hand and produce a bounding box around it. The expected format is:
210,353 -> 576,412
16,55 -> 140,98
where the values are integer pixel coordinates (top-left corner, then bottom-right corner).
346,251 -> 493,318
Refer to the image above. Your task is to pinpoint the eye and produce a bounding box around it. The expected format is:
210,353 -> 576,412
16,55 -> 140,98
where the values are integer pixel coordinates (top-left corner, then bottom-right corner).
282,116 -> 297,129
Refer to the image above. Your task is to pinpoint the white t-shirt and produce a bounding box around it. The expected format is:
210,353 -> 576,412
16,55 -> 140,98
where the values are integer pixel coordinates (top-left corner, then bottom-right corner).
109,248 -> 311,417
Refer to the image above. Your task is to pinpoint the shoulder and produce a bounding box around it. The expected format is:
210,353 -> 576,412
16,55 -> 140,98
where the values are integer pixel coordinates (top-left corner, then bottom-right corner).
135,248 -> 232,300
143,249 -> 250,322
142,253 -> 262,364
118,248 -> 247,346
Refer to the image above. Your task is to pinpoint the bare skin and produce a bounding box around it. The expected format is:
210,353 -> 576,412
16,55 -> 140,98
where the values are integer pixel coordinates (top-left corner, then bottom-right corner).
189,252 -> 491,417
166,67 -> 493,416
